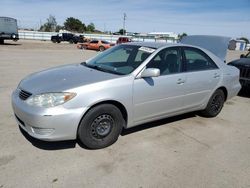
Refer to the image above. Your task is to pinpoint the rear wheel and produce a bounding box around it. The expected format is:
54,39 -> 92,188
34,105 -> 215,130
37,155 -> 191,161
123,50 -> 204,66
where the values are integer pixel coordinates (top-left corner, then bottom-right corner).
200,89 -> 225,117
78,104 -> 124,149
99,46 -> 105,52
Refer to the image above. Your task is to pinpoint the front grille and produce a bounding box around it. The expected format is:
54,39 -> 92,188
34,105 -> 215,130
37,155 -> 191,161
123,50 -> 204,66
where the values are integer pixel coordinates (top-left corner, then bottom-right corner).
238,66 -> 250,79
19,89 -> 32,100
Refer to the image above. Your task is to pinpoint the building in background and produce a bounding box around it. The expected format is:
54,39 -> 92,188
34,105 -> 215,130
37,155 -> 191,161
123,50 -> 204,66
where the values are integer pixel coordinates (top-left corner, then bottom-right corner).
132,32 -> 178,43
228,39 -> 247,51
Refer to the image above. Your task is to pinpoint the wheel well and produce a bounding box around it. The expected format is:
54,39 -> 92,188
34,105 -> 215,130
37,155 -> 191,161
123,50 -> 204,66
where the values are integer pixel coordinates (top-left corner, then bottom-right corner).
82,100 -> 128,126
217,87 -> 228,101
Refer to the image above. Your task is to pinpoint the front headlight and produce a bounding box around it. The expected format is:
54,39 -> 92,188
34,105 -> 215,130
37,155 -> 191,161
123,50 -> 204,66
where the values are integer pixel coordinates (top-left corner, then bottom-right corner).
26,92 -> 76,108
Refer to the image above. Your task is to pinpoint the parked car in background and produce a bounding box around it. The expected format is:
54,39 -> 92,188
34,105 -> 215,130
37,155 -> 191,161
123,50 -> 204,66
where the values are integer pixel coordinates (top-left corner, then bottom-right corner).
0,17 -> 19,44
51,33 -> 80,44
12,36 -> 241,149
77,39 -> 114,51
116,37 -> 132,44
78,35 -> 91,43
228,51 -> 250,89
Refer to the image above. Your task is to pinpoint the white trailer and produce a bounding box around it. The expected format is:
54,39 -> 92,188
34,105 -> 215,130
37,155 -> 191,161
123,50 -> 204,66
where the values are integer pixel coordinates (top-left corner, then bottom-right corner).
0,17 -> 19,44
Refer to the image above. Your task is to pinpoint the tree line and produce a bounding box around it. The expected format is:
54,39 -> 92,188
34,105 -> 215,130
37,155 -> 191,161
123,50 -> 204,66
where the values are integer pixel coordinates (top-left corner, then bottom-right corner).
39,15 -> 96,33
39,15 -> 249,43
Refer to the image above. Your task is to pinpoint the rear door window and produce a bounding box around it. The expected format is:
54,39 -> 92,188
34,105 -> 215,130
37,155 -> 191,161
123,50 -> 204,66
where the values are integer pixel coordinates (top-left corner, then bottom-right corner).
183,47 -> 218,72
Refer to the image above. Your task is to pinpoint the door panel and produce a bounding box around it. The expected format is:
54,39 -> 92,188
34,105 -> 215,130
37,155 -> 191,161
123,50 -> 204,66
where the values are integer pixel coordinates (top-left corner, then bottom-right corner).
133,47 -> 186,123
133,74 -> 186,122
181,47 -> 221,109
181,70 -> 221,109
88,41 -> 98,50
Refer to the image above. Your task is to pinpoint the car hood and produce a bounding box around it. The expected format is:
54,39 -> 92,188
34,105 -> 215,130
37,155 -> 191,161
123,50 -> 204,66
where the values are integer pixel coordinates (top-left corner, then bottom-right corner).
229,58 -> 250,66
19,64 -> 120,94
181,35 -> 231,62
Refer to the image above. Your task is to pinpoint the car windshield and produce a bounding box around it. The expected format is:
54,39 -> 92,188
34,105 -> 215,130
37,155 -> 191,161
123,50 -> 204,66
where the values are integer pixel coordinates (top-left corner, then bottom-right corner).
101,40 -> 110,44
82,45 -> 155,75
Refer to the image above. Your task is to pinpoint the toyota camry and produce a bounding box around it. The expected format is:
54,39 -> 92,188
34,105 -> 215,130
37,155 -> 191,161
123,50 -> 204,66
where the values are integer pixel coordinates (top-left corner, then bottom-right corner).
12,36 -> 241,149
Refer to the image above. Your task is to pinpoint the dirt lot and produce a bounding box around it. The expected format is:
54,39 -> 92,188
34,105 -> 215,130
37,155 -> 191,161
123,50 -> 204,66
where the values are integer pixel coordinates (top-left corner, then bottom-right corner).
0,40 -> 250,188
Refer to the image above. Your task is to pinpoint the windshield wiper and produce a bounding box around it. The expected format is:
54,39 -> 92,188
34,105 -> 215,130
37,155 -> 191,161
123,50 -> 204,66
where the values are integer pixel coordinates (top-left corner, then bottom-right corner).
81,62 -> 124,75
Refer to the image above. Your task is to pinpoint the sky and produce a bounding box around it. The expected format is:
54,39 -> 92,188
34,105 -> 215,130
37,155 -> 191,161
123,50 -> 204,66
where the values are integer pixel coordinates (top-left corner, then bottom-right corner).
1,0 -> 250,39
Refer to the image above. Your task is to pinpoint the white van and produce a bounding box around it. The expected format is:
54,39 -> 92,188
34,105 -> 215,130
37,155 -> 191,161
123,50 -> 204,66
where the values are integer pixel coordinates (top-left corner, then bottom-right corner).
0,17 -> 19,44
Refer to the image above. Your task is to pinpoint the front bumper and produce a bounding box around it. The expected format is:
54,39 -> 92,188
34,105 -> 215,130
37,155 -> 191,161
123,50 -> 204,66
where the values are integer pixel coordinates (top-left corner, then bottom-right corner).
0,33 -> 19,40
11,89 -> 85,141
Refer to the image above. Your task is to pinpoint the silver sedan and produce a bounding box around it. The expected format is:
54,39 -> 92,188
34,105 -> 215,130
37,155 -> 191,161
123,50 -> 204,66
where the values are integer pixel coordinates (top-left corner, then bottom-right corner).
12,37 -> 241,149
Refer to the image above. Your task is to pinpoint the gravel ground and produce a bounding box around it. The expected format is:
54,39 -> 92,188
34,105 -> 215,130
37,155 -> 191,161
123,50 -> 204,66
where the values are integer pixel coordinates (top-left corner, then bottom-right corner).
0,40 -> 250,188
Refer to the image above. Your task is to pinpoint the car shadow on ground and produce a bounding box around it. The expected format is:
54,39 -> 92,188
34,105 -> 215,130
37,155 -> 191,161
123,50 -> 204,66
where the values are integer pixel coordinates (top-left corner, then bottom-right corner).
121,113 -> 195,136
19,113 -> 196,150
19,127 -> 77,150
0,43 -> 21,46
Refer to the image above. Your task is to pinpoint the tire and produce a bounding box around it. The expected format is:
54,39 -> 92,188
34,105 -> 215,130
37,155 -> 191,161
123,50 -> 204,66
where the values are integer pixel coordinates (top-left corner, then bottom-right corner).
69,39 -> 74,44
52,39 -> 57,43
99,46 -> 105,52
78,104 -> 124,149
0,39 -> 4,44
200,89 -> 225,117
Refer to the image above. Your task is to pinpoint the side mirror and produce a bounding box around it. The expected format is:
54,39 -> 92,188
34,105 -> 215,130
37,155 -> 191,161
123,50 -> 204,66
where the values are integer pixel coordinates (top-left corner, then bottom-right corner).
240,54 -> 245,58
140,68 -> 160,78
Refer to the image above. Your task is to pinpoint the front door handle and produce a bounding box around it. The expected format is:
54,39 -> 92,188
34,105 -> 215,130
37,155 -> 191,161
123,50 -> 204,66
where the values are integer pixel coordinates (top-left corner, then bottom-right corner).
213,73 -> 220,78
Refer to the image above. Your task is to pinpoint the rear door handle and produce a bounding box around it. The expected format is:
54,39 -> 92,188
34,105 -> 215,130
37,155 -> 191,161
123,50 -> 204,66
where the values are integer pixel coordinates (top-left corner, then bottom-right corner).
177,78 -> 185,84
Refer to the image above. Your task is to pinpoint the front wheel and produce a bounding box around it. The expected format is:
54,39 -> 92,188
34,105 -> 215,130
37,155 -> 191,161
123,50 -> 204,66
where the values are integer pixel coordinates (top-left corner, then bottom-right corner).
78,104 -> 124,149
200,89 -> 225,117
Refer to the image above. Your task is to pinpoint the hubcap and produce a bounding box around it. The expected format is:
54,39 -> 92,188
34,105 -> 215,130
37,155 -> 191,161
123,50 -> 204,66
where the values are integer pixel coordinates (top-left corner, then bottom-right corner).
91,114 -> 114,139
211,95 -> 223,113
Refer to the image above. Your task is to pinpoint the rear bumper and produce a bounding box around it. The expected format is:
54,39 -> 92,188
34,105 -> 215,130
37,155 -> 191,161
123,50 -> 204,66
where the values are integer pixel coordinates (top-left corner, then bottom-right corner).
227,82 -> 241,100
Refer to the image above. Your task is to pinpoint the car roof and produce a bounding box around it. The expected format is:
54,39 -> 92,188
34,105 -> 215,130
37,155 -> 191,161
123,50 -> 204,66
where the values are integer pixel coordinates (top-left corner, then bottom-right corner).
123,42 -> 188,49
122,42 -> 224,63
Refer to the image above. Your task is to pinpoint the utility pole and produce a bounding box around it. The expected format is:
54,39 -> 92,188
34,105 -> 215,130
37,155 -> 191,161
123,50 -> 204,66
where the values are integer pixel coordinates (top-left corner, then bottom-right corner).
103,23 -> 106,33
123,13 -> 127,35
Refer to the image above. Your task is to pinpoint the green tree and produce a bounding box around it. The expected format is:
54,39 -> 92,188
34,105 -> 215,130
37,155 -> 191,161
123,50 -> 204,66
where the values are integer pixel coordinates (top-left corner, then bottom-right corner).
239,37 -> 249,44
118,29 -> 126,35
64,17 -> 86,33
39,15 -> 57,32
178,33 -> 187,40
55,25 -> 64,32
86,23 -> 95,32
